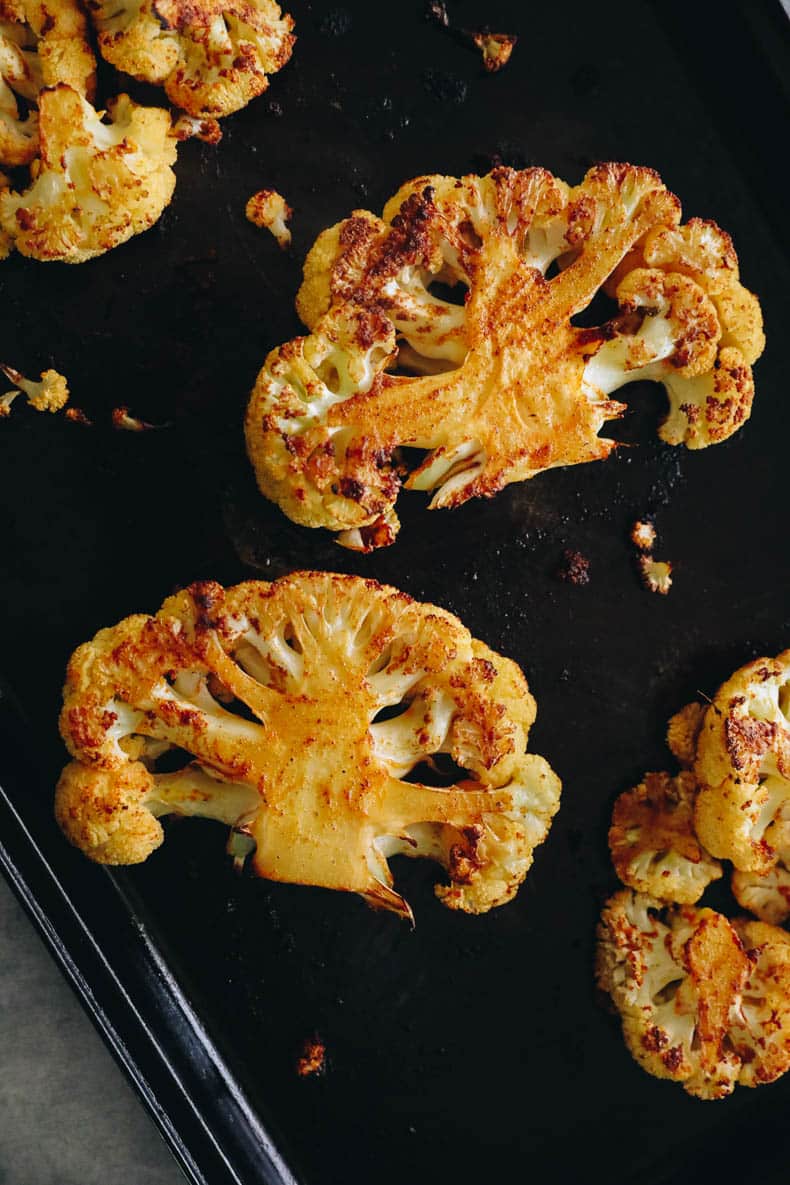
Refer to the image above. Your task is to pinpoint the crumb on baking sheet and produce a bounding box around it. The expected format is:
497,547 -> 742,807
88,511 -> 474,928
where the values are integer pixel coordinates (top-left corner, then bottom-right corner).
473,31 -> 517,72
639,555 -> 673,595
245,189 -> 292,249
296,1035 -> 326,1077
65,407 -> 93,426
630,519 -> 656,552
556,549 -> 591,586
111,407 -> 166,432
172,114 -> 222,145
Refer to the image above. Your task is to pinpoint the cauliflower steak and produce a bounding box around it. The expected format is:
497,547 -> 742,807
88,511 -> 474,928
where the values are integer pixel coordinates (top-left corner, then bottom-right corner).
56,572 -> 560,919
596,890 -> 790,1098
246,164 -> 764,549
87,0 -> 295,118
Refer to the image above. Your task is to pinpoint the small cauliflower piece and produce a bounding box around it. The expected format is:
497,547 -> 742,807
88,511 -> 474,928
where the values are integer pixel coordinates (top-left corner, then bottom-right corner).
694,651 -> 790,873
639,555 -> 672,595
630,519 -> 655,551
56,572 -> 561,920
0,362 -> 68,414
245,187 -> 291,248
666,701 -> 706,768
171,111 -> 221,143
87,0 -> 295,119
473,31 -> 517,73
0,0 -> 95,166
247,163 -> 762,548
609,771 -> 721,904
0,84 -> 177,262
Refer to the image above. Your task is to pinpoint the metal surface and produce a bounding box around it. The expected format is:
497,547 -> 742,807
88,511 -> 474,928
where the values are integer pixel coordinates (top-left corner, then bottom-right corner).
1,1 -> 789,1183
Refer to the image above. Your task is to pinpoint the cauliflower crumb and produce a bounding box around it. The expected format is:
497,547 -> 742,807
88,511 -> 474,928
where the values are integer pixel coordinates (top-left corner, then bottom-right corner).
639,555 -> 672,595
0,363 -> 68,416
245,188 -> 292,248
65,406 -> 93,425
171,113 -> 222,144
630,519 -> 656,551
555,548 -> 590,586
111,406 -> 165,431
473,31 -> 517,73
296,1036 -> 326,1077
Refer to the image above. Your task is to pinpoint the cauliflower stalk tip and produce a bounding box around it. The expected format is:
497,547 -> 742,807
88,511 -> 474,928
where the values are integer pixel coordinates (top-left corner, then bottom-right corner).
86,0 -> 295,119
56,572 -> 561,921
596,889 -> 790,1098
0,84 -> 177,262
246,163 -> 764,550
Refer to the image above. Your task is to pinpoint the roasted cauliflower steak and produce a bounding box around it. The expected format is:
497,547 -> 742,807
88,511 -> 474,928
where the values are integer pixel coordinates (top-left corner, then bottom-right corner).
596,890 -> 790,1098
0,0 -> 95,166
56,572 -> 561,920
245,163 -> 764,550
0,83 -> 177,262
694,652 -> 790,874
86,0 -> 295,118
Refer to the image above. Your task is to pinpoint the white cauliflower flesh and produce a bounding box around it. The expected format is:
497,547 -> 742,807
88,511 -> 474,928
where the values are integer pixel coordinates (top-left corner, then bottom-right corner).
0,84 -> 177,262
0,0 -> 95,166
608,771 -> 722,904
87,0 -> 295,119
695,651 -> 790,873
246,163 -> 764,549
56,573 -> 561,920
0,362 -> 68,414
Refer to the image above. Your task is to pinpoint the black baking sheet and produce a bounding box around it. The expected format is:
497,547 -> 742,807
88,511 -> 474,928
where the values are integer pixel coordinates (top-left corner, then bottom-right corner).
1,2 -> 789,1183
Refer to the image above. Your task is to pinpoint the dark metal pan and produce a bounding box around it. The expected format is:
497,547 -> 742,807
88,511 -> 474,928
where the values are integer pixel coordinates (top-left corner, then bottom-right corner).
1,1 -> 788,1182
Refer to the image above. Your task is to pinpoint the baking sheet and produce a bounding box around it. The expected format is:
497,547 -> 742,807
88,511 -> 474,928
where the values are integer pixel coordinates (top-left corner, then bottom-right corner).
1,1 -> 789,1182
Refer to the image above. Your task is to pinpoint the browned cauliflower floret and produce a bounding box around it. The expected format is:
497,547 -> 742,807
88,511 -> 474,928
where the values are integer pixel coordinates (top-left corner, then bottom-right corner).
609,771 -> 722,904
0,362 -> 68,414
245,186 -> 291,247
694,651 -> 790,873
729,920 -> 790,1087
246,164 -> 764,549
607,218 -> 764,448
0,84 -> 177,262
597,890 -> 790,1098
666,700 -> 706,768
0,0 -> 95,166
56,573 -> 561,921
732,811 -> 790,925
87,0 -> 294,119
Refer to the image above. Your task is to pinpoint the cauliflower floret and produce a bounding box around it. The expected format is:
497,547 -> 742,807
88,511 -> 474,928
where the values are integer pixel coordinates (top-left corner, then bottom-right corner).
630,519 -> 655,551
246,163 -> 763,548
609,771 -> 722,904
732,811 -> 790,924
171,111 -> 221,142
729,920 -> 790,1087
694,651 -> 790,873
606,218 -> 763,448
473,31 -> 517,73
597,890 -> 750,1099
57,573 -> 561,920
0,84 -> 177,262
87,0 -> 295,119
0,0 -> 95,165
245,186 -> 291,248
0,362 -> 68,414
666,701 -> 706,768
